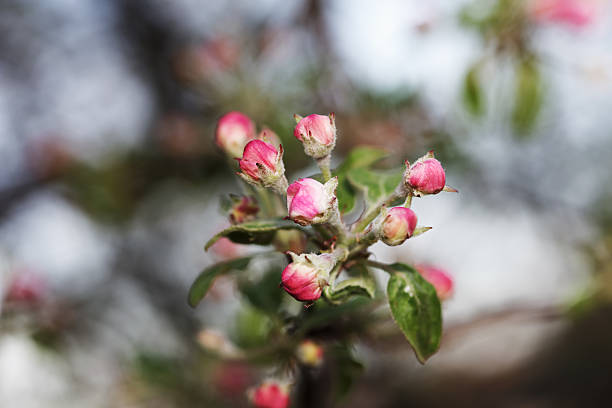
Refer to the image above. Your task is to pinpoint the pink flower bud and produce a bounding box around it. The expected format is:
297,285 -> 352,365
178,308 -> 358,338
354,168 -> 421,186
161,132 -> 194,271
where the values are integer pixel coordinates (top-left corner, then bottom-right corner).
287,177 -> 337,226
281,262 -> 323,301
258,127 -> 281,148
381,207 -> 417,246
211,237 -> 247,260
5,271 -> 46,305
417,265 -> 454,301
294,113 -> 336,159
229,196 -> 259,224
238,140 -> 286,191
296,340 -> 324,367
215,111 -> 256,157
408,152 -> 446,195
529,0 -> 595,27
251,381 -> 290,408
281,252 -> 335,302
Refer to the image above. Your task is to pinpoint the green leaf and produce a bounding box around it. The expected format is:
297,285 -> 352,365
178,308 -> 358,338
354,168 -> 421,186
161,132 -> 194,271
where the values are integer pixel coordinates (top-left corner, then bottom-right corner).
336,146 -> 389,174
463,64 -> 484,116
386,263 -> 442,363
346,167 -> 403,206
205,218 -> 303,250
238,267 -> 284,314
327,264 -> 376,302
512,58 -> 543,136
188,256 -> 252,307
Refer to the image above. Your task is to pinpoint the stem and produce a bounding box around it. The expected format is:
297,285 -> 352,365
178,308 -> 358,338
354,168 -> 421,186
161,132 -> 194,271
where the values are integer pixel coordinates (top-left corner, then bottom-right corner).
327,204 -> 349,244
364,259 -> 394,274
352,188 -> 404,233
255,186 -> 275,217
316,155 -> 332,182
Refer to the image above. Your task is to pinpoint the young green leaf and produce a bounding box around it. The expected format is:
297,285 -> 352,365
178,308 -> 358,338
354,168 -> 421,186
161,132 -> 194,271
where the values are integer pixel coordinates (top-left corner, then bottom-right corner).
512,58 -> 543,136
463,63 -> 485,116
346,167 -> 403,206
188,256 -> 252,307
385,263 -> 442,363
205,218 -> 303,250
326,264 -> 376,303
333,146 -> 390,214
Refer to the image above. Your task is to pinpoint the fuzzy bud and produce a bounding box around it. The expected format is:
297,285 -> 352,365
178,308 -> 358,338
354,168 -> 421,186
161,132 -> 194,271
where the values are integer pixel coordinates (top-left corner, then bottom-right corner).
417,265 -> 454,301
381,207 -> 417,246
250,381 -> 290,408
281,252 -> 335,302
294,113 -> 336,159
287,177 -> 338,226
215,111 -> 256,157
238,140 -> 287,192
296,340 -> 324,367
407,151 -> 446,195
229,196 -> 259,224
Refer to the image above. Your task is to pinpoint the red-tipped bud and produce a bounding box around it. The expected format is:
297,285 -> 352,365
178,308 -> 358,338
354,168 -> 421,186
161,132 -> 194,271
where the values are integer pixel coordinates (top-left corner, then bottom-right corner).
296,340 -> 324,367
287,177 -> 337,226
238,140 -> 286,192
281,252 -> 334,302
215,111 -> 256,157
293,113 -> 336,159
258,127 -> 281,147
381,207 -> 417,246
408,153 -> 446,195
229,196 -> 259,224
250,381 -> 290,408
417,265 -> 454,300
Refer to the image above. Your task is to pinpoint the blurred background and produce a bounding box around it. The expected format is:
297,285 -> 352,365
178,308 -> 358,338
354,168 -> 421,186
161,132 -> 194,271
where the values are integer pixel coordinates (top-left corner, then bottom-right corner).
1,0 -> 612,406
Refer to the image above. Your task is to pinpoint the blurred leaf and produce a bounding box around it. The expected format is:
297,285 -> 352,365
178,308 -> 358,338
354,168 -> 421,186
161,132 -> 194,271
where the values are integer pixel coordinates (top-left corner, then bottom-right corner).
346,167 -> 403,206
463,64 -> 485,116
205,218 -> 303,250
330,343 -> 364,401
512,58 -> 543,136
238,267 -> 284,314
188,256 -> 252,307
327,264 -> 376,303
386,263 -> 442,363
334,146 -> 389,214
234,305 -> 272,349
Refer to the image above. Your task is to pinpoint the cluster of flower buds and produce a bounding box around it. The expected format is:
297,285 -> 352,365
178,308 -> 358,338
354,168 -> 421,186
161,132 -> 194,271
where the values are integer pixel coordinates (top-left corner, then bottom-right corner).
249,380 -> 290,408
417,265 -> 454,301
286,177 -> 338,226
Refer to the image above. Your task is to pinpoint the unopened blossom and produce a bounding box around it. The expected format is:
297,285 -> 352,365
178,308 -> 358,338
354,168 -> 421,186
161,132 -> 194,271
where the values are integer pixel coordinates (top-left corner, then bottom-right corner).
238,140 -> 287,192
417,265 -> 454,300
287,177 -> 337,226
407,151 -> 450,195
381,207 -> 418,246
4,271 -> 46,305
215,111 -> 256,157
258,127 -> 281,147
529,0 -> 595,27
250,381 -> 290,408
229,196 -> 259,224
296,340 -> 324,367
294,113 -> 336,159
281,252 -> 335,302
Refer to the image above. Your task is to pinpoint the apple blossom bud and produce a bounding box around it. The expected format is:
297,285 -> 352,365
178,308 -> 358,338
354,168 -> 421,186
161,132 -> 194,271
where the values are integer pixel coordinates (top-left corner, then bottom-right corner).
417,265 -> 454,300
296,340 -> 324,367
529,0 -> 595,27
281,252 -> 335,302
381,207 -> 417,246
258,127 -> 281,148
229,196 -> 259,224
407,152 -> 446,195
238,140 -> 287,192
250,381 -> 290,408
287,177 -> 338,226
293,113 -> 336,159
5,271 -> 46,305
215,111 -> 256,158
